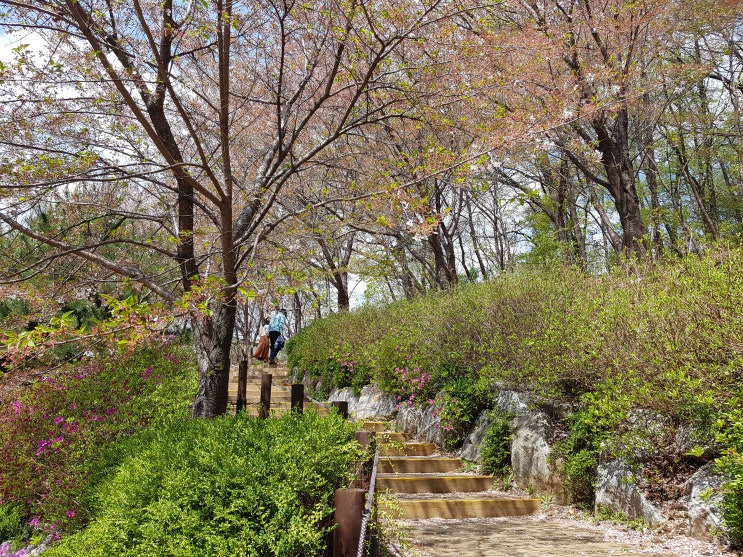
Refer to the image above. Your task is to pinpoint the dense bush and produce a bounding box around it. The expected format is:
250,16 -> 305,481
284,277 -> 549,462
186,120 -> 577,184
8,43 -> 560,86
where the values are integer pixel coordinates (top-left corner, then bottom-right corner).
288,249 -> 743,529
717,405 -> 743,546
0,503 -> 31,550
43,411 -> 360,557
0,343 -> 196,533
551,381 -> 631,508
289,251 -> 743,419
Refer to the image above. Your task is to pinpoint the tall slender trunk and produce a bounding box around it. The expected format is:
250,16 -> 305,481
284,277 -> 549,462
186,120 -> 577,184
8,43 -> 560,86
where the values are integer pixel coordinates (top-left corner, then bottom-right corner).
568,197 -> 587,268
334,271 -> 350,310
465,193 -> 488,280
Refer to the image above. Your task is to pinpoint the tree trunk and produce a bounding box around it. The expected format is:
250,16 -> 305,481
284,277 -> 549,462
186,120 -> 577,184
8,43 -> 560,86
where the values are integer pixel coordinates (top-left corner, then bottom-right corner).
190,302 -> 236,419
593,111 -> 647,254
335,271 -> 351,310
427,226 -> 457,288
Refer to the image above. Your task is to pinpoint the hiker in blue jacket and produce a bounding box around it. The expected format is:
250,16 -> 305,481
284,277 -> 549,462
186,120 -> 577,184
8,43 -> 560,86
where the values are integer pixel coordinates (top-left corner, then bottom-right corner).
268,308 -> 288,365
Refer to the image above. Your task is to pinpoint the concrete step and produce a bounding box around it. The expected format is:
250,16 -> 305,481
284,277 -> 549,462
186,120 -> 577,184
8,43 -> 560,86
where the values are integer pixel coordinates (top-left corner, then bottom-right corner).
377,474 -> 495,494
379,457 -> 462,474
380,442 -> 436,457
377,495 -> 541,520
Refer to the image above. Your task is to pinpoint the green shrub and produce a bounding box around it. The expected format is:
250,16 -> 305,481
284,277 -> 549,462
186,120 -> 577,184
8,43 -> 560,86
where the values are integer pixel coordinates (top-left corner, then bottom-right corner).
288,250 -> 742,447
0,299 -> 29,321
716,406 -> 743,546
44,411 -> 360,557
0,342 -> 196,530
0,502 -> 31,548
551,381 -> 630,508
479,410 -> 514,476
435,371 -> 492,448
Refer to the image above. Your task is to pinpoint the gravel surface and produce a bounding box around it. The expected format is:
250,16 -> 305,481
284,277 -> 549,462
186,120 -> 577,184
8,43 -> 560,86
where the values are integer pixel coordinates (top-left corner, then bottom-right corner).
390,505 -> 741,557
539,505 -> 740,556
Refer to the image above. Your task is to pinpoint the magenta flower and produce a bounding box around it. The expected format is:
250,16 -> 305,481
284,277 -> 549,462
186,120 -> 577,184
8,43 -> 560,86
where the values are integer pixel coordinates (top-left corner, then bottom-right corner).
65,510 -> 76,518
36,439 -> 51,456
53,416 -> 64,425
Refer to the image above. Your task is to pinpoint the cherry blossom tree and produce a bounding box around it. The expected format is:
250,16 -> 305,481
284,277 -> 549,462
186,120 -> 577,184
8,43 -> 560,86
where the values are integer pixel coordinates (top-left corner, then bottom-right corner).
0,0 -> 466,417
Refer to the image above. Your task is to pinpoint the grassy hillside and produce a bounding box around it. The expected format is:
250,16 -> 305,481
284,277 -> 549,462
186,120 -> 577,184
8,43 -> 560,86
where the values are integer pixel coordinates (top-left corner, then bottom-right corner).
288,249 -> 743,539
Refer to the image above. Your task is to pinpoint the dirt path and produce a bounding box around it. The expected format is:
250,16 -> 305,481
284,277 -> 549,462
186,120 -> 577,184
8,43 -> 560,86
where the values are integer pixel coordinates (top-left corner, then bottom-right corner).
393,507 -> 738,557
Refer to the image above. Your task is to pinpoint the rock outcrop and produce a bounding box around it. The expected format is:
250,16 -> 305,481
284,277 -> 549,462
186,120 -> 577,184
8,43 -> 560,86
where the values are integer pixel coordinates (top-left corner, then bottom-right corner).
460,390 -> 570,504
595,459 -> 667,528
461,412 -> 493,462
394,403 -> 444,446
685,462 -> 727,541
511,411 -> 570,504
327,385 -> 397,420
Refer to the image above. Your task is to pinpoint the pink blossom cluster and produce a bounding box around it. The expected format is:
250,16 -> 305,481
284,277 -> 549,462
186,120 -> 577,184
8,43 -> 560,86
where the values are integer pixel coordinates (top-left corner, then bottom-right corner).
140,366 -> 162,380
0,541 -> 27,557
1,356 -> 171,531
393,366 -> 430,409
35,435 -> 64,456
338,353 -> 356,377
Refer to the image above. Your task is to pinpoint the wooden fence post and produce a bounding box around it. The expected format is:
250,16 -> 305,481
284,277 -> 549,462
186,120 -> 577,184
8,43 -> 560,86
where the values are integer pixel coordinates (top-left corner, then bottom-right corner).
236,360 -> 248,412
291,384 -> 304,414
332,400 -> 349,420
333,488 -> 365,557
260,373 -> 272,419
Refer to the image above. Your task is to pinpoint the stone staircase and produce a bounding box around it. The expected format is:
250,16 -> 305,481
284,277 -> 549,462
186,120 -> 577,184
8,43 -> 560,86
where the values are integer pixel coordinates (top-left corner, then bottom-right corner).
368,422 -> 541,520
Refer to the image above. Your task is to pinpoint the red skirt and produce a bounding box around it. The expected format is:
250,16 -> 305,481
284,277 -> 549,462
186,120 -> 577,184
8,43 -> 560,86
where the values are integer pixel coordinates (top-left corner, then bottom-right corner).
253,335 -> 269,361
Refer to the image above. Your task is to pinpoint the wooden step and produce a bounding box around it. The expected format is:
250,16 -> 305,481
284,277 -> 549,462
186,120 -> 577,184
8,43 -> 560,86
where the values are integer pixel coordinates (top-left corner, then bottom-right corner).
227,392 -> 293,404
376,432 -> 406,443
363,421 -> 388,432
377,496 -> 541,520
380,443 -> 436,457
377,475 -> 495,494
379,457 -> 462,474
238,388 -> 292,398
228,401 -> 330,418
228,374 -> 290,382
